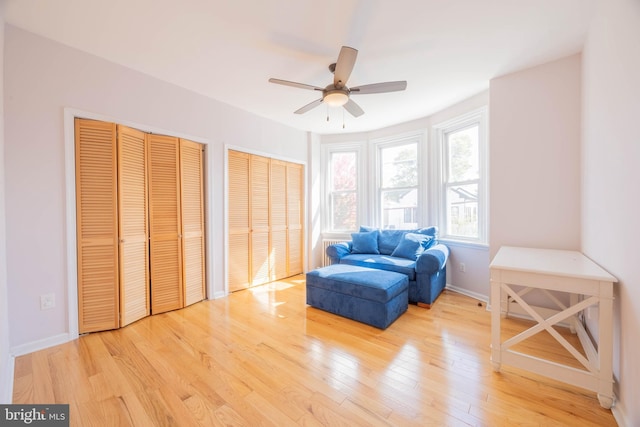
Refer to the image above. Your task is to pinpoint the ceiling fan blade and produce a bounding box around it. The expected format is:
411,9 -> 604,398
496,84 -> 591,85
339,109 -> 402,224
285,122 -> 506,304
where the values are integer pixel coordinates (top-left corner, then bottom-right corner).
269,78 -> 323,91
343,99 -> 364,117
334,46 -> 358,88
350,81 -> 407,94
294,98 -> 323,114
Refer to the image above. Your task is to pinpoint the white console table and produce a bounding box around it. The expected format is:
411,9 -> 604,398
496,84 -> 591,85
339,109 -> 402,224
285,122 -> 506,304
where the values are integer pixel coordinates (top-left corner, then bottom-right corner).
490,246 -> 617,408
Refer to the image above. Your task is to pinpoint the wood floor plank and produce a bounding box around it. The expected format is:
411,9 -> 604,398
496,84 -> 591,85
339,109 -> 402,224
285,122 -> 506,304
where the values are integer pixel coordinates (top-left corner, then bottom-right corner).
12,278 -> 618,426
30,350 -> 55,403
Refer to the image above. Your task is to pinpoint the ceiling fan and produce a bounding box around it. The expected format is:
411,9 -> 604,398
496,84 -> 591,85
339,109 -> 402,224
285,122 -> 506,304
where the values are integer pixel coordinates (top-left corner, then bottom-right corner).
269,46 -> 407,118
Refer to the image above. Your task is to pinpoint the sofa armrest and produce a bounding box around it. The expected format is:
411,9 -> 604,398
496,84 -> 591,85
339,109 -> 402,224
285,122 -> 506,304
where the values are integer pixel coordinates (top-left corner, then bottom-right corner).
416,244 -> 449,274
326,241 -> 353,263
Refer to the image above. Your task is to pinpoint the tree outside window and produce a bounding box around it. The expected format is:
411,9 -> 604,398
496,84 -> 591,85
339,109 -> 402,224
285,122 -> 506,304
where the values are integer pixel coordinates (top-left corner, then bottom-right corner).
329,151 -> 358,231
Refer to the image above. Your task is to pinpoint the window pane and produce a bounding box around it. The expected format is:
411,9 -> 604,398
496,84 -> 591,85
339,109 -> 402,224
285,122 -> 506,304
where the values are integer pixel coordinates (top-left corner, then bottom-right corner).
447,183 -> 478,238
382,189 -> 418,229
331,152 -> 357,191
381,144 -> 417,188
331,192 -> 357,230
447,126 -> 479,182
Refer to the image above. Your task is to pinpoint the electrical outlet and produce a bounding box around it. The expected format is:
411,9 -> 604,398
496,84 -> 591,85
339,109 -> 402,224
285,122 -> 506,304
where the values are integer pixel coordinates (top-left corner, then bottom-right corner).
40,293 -> 55,310
459,262 -> 466,273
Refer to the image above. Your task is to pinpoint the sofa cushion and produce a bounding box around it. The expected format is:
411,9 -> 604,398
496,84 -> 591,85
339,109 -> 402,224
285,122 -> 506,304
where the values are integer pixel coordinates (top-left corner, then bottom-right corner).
390,233 -> 434,260
351,230 -> 380,254
360,225 -> 438,255
340,254 -> 417,281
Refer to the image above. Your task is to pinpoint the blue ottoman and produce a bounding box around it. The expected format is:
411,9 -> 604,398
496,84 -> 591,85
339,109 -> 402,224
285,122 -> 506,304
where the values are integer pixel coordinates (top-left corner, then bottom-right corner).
306,264 -> 409,329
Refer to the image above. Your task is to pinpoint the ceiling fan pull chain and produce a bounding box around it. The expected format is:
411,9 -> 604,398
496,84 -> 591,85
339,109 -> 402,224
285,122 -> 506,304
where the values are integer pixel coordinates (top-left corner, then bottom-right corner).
342,109 -> 346,129
326,105 -> 330,122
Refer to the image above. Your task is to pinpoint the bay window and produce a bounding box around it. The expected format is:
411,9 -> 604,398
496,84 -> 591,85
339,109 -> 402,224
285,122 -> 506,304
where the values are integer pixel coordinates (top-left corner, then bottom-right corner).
321,107 -> 487,245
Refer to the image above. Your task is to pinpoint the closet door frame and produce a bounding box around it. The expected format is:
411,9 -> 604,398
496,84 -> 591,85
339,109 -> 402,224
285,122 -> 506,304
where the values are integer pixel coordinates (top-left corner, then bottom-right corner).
63,109 -> 213,340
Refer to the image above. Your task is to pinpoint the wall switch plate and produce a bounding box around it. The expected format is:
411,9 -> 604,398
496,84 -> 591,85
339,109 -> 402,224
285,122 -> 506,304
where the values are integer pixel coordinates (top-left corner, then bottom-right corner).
459,262 -> 466,273
40,293 -> 55,310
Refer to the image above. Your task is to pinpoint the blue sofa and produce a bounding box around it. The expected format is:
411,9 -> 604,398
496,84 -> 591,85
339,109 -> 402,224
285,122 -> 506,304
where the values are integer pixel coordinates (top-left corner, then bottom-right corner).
326,226 -> 449,307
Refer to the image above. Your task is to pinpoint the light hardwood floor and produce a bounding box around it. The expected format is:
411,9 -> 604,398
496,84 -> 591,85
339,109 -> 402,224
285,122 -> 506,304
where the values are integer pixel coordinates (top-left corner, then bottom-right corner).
13,276 -> 617,426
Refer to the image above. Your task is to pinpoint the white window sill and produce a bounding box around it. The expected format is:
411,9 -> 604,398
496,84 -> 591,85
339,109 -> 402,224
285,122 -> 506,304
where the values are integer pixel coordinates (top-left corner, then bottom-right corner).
439,238 -> 489,250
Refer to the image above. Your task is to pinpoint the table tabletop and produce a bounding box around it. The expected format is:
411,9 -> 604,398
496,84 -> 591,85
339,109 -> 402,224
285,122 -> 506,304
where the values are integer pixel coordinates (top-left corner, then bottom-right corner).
490,246 -> 617,283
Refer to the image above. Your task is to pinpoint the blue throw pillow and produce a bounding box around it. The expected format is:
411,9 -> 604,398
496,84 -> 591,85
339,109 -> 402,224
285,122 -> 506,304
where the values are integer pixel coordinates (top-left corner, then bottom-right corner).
362,226 -> 438,254
390,233 -> 434,260
351,230 -> 380,254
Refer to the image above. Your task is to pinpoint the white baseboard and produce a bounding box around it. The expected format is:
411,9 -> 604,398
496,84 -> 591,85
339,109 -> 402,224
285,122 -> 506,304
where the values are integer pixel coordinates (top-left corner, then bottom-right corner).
445,284 -> 489,304
211,291 -> 227,300
0,354 -> 15,403
611,399 -> 629,427
10,333 -> 73,358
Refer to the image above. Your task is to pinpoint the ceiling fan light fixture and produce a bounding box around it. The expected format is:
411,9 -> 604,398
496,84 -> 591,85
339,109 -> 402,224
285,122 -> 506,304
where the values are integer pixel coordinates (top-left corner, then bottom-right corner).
324,90 -> 349,107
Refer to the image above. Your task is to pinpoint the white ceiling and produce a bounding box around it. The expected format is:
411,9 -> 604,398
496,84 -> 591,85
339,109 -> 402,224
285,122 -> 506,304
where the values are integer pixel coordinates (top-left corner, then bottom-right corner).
4,0 -> 595,134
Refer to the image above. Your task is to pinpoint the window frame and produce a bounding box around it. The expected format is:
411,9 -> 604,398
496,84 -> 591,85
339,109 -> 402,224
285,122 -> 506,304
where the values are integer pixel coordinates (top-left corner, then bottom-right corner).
433,107 -> 488,244
373,133 -> 424,229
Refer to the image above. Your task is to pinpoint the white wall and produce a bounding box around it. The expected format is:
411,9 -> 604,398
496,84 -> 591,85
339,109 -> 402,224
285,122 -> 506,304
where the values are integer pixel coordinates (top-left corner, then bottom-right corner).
3,25 -> 307,352
489,54 -> 582,258
0,7 -> 14,404
582,0 -> 640,425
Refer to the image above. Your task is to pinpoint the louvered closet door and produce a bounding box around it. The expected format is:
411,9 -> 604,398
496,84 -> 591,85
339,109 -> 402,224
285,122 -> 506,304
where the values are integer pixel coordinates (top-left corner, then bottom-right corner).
147,134 -> 183,313
75,119 -> 119,333
180,139 -> 205,306
270,160 -> 288,281
287,162 -> 304,275
251,155 -> 271,286
117,125 -> 150,326
227,151 -> 251,292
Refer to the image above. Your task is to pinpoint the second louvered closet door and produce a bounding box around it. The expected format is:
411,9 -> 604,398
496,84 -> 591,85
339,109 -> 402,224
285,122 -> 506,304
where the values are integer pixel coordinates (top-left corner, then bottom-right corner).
117,125 -> 150,326
270,160 -> 288,281
180,140 -> 206,306
287,162 -> 304,276
147,134 -> 183,314
251,155 -> 271,287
